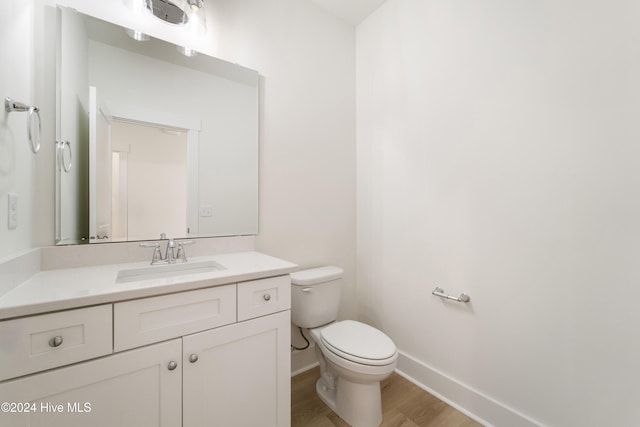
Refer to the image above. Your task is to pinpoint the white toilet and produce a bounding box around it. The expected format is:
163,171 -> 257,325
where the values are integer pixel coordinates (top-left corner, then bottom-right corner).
290,266 -> 398,427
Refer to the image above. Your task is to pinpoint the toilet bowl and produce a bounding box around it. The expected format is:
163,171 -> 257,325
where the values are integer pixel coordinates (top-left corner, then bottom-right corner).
310,320 -> 397,427
291,267 -> 398,427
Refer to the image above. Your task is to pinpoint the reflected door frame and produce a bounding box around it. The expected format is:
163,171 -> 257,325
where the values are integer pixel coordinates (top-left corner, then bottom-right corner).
107,103 -> 201,238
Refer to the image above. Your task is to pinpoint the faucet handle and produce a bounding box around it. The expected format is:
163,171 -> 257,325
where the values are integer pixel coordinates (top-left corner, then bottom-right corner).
176,240 -> 195,262
140,243 -> 162,264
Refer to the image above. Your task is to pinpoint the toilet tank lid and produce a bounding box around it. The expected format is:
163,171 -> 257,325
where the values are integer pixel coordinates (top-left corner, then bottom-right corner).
290,266 -> 343,285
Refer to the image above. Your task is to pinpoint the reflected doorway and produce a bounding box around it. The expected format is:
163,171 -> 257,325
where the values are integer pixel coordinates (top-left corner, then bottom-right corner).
110,120 -> 188,242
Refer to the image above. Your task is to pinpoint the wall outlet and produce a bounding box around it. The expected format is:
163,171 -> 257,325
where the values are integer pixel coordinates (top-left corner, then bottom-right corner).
199,206 -> 213,218
8,193 -> 18,230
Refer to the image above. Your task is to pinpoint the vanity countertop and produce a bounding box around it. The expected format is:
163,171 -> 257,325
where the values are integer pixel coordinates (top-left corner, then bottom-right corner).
0,251 -> 298,321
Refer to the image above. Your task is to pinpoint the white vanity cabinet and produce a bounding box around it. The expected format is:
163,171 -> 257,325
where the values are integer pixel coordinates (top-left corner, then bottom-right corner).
0,274 -> 291,427
0,305 -> 113,381
113,284 -> 237,352
183,310 -> 290,427
0,339 -> 183,427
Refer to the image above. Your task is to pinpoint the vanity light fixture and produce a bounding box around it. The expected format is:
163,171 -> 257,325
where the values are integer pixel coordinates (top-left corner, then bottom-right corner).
125,0 -> 207,35
144,0 -> 206,31
145,0 -> 188,25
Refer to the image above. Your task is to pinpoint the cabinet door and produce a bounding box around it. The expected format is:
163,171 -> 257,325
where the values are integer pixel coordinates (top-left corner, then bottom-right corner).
183,311 -> 291,427
0,339 -> 182,427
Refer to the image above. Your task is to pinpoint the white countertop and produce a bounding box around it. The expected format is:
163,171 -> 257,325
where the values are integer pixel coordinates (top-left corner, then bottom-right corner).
0,251 -> 298,320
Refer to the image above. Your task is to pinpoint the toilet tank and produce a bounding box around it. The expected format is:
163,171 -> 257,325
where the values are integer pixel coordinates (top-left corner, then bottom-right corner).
290,266 -> 343,329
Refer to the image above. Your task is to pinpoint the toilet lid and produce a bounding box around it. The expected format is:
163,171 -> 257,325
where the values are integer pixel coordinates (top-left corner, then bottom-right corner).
320,320 -> 396,365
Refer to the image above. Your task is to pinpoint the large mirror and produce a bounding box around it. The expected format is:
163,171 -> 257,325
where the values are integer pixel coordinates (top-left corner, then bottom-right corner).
55,7 -> 259,245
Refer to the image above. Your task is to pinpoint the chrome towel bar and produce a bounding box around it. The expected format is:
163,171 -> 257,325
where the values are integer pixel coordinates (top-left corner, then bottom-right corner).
432,287 -> 471,303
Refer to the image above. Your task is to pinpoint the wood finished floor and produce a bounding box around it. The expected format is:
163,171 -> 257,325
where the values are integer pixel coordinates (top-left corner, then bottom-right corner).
291,367 -> 483,427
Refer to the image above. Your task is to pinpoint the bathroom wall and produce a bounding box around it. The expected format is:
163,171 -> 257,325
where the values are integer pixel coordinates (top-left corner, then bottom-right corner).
205,0 -> 357,320
0,1 -> 36,260
357,0 -> 640,426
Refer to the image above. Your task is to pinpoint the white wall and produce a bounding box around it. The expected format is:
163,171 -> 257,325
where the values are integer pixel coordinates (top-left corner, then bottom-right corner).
357,0 -> 640,426
0,1 -> 36,260
206,0 -> 357,320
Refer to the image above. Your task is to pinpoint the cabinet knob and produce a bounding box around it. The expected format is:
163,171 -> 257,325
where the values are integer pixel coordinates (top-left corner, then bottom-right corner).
189,354 -> 199,363
263,293 -> 271,301
49,336 -> 63,348
168,361 -> 178,371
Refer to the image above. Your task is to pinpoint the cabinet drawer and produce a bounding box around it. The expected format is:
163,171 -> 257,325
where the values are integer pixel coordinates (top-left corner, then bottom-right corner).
0,305 -> 112,381
114,285 -> 236,351
237,275 -> 291,321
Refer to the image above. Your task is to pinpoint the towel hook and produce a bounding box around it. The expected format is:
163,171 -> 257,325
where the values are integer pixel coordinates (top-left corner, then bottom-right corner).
5,97 -> 41,154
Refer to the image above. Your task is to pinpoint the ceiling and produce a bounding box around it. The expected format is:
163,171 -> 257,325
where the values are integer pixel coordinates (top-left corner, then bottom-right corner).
310,0 -> 387,26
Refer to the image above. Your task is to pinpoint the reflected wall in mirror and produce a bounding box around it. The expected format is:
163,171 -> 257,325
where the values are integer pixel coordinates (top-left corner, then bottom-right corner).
110,120 -> 189,242
55,7 -> 259,245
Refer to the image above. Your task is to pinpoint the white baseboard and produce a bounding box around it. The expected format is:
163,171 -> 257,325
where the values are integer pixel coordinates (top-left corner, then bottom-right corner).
291,343 -> 319,377
396,352 -> 543,427
289,348 -> 542,426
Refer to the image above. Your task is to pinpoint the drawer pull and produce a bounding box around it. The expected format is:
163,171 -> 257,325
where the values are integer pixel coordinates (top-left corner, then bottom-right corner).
189,354 -> 199,363
263,293 -> 272,301
49,336 -> 64,348
168,361 -> 178,371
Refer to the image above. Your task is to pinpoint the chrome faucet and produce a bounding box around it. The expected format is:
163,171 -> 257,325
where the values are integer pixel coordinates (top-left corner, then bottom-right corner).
140,237 -> 195,265
165,239 -> 176,263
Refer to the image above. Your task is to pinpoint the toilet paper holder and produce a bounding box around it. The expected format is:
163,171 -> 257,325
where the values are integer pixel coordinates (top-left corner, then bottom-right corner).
432,287 -> 471,303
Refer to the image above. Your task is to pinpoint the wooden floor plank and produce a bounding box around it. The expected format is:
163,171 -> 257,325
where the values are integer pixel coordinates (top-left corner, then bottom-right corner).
292,367 -> 483,427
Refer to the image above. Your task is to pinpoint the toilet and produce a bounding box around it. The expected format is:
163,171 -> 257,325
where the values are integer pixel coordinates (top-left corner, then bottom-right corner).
290,266 -> 398,427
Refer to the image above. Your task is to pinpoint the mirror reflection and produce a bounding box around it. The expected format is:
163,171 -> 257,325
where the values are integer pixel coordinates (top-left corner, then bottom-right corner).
55,7 -> 259,245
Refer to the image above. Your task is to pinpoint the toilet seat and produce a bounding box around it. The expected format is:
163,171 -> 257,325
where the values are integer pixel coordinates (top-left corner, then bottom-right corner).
320,320 -> 397,366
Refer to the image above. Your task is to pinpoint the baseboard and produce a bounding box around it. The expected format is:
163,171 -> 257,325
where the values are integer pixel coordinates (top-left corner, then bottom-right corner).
291,344 -> 319,377
396,351 -> 543,427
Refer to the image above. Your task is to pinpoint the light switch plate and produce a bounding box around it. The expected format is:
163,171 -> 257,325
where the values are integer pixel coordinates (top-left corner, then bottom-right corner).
8,193 -> 18,229
199,206 -> 213,217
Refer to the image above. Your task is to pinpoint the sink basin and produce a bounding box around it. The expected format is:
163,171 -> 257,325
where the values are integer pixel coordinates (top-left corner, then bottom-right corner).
116,260 -> 225,284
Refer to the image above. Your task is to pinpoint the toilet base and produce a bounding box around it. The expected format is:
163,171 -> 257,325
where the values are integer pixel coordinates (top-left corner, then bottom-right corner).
316,377 -> 383,427
316,378 -> 337,412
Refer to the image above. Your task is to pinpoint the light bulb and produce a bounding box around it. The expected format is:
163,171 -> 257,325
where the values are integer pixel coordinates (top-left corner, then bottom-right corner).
125,29 -> 150,41
177,46 -> 198,57
188,0 -> 203,11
